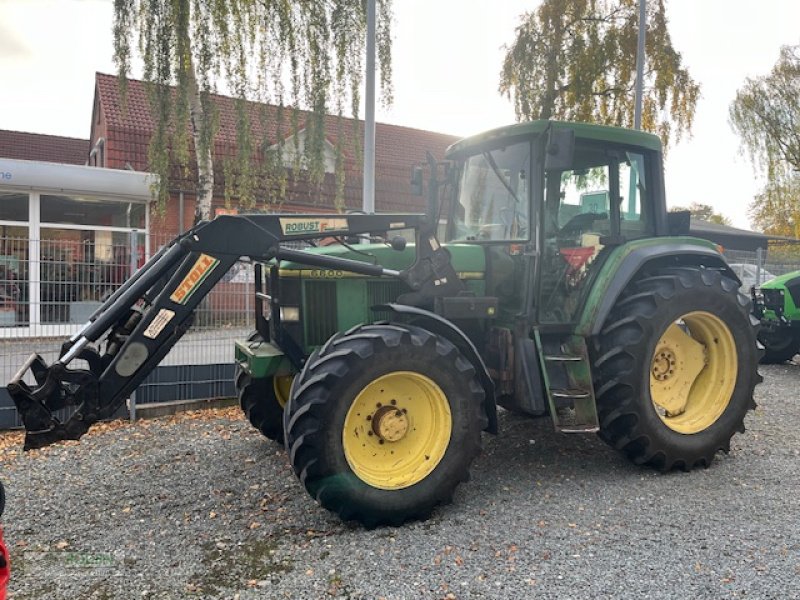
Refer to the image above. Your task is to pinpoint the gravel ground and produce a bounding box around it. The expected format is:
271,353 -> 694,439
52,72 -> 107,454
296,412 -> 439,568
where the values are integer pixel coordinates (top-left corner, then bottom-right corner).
1,364 -> 799,599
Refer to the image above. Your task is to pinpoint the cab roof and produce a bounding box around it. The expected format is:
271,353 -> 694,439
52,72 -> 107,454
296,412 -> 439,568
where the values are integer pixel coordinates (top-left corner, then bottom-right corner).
445,120 -> 663,158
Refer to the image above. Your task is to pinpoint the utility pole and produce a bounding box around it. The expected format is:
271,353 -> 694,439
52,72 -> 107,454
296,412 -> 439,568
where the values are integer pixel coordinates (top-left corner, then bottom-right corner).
363,0 -> 376,214
633,0 -> 646,130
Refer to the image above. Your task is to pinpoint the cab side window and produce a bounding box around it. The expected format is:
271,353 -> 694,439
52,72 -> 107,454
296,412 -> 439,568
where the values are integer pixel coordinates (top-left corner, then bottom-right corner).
619,151 -> 651,239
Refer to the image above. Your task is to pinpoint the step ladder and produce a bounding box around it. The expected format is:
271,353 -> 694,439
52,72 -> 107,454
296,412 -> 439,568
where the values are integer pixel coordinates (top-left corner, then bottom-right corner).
535,331 -> 599,433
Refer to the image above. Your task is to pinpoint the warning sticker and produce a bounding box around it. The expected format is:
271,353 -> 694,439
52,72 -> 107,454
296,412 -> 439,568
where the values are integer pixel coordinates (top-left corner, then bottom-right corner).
144,308 -> 175,339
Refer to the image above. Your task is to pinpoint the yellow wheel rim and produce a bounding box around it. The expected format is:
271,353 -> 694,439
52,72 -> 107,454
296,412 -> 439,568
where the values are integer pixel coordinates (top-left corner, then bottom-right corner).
649,311 -> 737,434
342,371 -> 452,490
273,375 -> 293,409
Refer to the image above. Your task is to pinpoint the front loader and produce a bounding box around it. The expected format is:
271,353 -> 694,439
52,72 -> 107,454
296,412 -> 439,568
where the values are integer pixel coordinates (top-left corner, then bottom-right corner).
8,120 -> 761,527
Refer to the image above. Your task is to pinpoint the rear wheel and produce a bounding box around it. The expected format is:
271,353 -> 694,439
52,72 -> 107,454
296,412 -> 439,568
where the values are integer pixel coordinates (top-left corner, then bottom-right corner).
591,266 -> 761,471
283,323 -> 486,527
758,327 -> 800,364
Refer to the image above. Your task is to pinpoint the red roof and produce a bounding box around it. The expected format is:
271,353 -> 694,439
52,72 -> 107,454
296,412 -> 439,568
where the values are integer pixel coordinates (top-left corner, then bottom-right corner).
0,129 -> 89,165
93,73 -> 461,212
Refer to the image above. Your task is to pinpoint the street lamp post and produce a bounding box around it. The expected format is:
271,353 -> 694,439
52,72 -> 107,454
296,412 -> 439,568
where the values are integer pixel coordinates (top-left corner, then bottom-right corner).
363,0 -> 377,214
634,0 -> 646,130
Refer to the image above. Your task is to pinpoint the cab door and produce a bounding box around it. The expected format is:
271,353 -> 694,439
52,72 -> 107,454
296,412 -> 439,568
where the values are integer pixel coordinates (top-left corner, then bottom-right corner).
537,144 -> 651,325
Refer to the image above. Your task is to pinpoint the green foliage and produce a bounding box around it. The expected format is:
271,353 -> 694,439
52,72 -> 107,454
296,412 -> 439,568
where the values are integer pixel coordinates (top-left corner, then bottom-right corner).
670,202 -> 732,226
748,178 -> 800,238
730,45 -> 800,181
730,45 -> 800,241
499,0 -> 699,149
113,0 -> 393,218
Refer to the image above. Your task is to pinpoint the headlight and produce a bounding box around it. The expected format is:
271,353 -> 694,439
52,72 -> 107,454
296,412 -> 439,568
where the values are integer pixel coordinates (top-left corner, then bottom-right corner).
280,306 -> 300,321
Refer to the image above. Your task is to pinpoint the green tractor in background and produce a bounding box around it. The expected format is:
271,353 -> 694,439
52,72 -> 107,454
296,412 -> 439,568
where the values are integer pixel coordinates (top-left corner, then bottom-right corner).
236,121 -> 761,526
753,271 -> 800,363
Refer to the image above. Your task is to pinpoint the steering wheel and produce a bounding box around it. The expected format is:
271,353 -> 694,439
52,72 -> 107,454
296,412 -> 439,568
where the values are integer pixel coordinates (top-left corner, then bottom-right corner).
559,211 -> 607,235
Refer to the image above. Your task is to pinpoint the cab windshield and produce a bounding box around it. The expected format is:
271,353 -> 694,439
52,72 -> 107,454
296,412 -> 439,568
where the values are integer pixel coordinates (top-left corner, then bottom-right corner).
449,141 -> 530,242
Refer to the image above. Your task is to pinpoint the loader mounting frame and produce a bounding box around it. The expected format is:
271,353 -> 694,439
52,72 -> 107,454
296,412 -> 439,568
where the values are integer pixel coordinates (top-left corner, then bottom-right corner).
8,211 -> 465,450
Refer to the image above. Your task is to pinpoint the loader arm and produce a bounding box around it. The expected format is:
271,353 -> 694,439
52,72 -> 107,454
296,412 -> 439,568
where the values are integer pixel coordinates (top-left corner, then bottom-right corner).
7,212 -> 462,450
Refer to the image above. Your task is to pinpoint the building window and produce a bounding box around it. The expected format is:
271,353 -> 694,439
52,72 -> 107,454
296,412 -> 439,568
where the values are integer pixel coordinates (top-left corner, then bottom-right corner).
0,225 -> 29,326
0,192 -> 29,222
0,190 -> 148,329
41,194 -> 145,229
39,228 -> 146,324
38,194 -> 146,324
270,129 -> 337,174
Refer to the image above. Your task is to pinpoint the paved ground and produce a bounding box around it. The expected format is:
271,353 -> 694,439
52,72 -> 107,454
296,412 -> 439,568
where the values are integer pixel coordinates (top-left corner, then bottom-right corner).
0,363 -> 799,599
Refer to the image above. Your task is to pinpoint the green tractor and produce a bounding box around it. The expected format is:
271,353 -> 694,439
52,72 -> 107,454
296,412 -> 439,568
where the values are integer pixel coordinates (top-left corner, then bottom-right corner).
753,270 -> 800,363
235,121 -> 761,525
9,121 -> 761,528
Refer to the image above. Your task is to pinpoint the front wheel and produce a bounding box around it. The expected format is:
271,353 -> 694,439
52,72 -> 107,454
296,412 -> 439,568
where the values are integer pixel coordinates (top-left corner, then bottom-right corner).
591,266 -> 761,471
758,327 -> 800,364
236,331 -> 293,444
283,323 -> 486,527
236,367 -> 293,444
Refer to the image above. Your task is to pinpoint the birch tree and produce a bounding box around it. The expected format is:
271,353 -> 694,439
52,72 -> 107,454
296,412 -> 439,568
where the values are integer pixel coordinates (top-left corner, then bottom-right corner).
499,0 -> 698,149
113,0 -> 393,221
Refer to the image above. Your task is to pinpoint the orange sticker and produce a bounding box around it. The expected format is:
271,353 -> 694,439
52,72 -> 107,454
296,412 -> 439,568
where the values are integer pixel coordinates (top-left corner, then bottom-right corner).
170,254 -> 220,304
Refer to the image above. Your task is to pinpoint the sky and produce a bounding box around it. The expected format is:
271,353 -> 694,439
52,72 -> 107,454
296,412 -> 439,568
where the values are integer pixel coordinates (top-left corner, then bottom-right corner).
1,0 -> 799,229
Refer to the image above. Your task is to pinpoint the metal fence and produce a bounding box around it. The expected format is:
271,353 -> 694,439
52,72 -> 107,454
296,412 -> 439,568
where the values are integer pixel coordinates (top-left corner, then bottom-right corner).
723,248 -> 800,291
3,231 -> 800,429
0,231 -> 254,429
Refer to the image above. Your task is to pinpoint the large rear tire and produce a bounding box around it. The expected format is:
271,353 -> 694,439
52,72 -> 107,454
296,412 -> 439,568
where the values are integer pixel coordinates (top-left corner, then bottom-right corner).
758,327 -> 800,364
283,323 -> 486,527
591,266 -> 761,471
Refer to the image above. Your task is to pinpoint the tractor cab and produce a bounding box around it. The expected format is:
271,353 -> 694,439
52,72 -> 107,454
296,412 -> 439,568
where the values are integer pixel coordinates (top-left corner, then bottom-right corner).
443,121 -> 664,327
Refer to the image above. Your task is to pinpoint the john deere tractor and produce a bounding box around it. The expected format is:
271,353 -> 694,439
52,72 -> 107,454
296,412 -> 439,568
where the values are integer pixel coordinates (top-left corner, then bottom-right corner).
9,121 -> 760,527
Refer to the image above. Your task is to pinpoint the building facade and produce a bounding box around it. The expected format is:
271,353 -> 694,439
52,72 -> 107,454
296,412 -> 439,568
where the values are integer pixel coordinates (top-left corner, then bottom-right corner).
0,156 -> 153,333
89,72 -> 460,239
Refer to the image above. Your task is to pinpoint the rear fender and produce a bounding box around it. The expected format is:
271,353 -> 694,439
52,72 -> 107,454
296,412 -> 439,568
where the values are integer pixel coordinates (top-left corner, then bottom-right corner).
376,303 -> 498,434
578,241 -> 737,337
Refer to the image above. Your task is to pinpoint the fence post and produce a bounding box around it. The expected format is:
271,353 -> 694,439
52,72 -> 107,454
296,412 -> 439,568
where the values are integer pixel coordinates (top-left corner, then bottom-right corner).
128,229 -> 138,422
755,247 -> 763,286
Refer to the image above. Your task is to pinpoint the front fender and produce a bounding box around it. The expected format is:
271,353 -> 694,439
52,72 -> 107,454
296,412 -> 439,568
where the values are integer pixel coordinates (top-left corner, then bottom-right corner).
376,303 -> 498,434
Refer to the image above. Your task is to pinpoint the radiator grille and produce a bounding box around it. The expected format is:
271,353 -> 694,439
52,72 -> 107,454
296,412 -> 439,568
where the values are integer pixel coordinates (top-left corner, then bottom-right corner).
304,281 -> 338,346
367,280 -> 409,322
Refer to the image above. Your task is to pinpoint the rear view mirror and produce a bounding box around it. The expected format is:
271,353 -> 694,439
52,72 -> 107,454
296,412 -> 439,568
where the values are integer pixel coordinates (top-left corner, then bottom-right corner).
544,128 -> 575,171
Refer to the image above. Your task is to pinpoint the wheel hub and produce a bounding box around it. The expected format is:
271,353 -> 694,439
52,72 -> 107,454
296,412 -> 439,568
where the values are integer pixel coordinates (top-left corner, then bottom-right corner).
343,371 -> 452,490
649,312 -> 737,434
651,348 -> 677,381
371,405 -> 409,442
